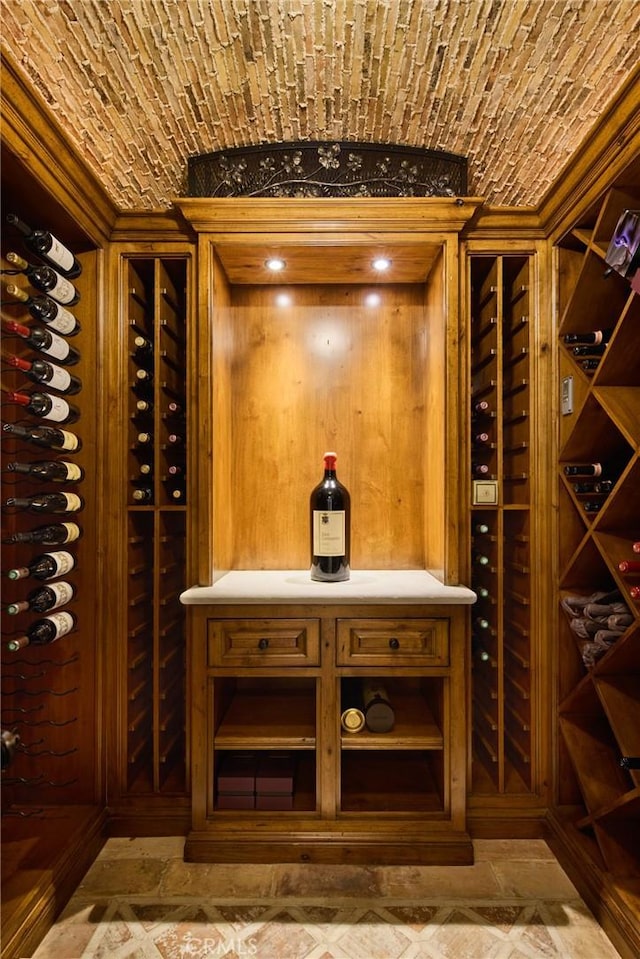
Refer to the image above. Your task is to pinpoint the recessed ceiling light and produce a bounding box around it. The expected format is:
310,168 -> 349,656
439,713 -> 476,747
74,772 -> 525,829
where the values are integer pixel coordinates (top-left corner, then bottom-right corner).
265,257 -> 286,272
372,257 -> 391,272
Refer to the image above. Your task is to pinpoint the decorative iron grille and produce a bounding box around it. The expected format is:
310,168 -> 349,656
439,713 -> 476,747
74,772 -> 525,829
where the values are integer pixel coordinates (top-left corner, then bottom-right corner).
187,141 -> 467,199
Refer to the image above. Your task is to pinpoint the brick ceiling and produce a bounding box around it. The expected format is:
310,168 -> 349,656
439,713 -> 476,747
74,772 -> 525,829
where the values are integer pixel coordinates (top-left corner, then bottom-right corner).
1,0 -> 639,212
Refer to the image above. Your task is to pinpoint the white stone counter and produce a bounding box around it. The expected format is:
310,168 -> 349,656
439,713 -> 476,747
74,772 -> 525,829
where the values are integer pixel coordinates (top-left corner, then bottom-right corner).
180,569 -> 476,606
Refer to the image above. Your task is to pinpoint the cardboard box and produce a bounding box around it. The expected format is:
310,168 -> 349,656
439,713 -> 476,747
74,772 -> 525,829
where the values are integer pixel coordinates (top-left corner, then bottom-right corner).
217,752 -> 256,793
256,752 -> 295,794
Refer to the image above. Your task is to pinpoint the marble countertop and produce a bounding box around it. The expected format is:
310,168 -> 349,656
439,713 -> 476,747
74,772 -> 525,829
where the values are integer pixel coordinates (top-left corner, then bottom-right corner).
180,569 -> 477,605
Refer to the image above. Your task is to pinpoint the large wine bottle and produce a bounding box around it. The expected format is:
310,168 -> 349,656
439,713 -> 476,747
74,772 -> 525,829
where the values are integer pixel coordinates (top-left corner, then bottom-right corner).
6,354 -> 82,394
6,610 -> 77,651
3,521 -> 81,546
3,389 -> 80,424
6,214 -> 82,278
5,252 -> 80,306
3,319 -> 81,364
563,329 -> 613,346
310,451 -> 351,582
6,580 -> 75,616
1,421 -> 81,452
3,284 -> 81,336
7,549 -> 75,581
4,492 -> 84,514
6,460 -> 84,482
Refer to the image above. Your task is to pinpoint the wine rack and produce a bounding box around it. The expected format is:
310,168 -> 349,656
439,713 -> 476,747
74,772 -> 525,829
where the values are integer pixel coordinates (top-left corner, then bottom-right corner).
119,256 -> 189,800
468,253 -> 537,797
555,157 -> 640,879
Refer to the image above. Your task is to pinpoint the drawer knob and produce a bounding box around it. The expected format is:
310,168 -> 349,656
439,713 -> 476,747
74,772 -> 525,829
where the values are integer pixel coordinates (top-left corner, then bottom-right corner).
258,637 -> 269,650
389,637 -> 400,650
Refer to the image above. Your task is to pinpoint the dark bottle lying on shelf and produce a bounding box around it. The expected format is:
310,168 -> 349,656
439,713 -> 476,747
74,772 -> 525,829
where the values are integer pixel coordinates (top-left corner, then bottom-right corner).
3,319 -> 80,364
168,486 -> 185,501
473,399 -> 491,414
582,501 -> 602,513
135,368 -> 153,385
633,542 -> 640,553
472,636 -> 490,662
6,354 -> 82,395
3,389 -> 79,424
563,463 -> 602,477
310,451 -> 350,583
563,328 -> 613,346
138,463 -> 153,477
474,523 -> 489,534
7,549 -> 75,581
475,586 -> 490,599
6,213 -> 82,278
3,521 -> 81,546
167,401 -> 183,415
166,432 -> 185,446
629,586 -> 640,601
572,344 -> 607,356
135,399 -> 153,413
5,252 -> 80,306
473,551 -> 490,567
473,432 -> 490,445
572,480 -> 613,494
6,610 -> 77,651
4,492 -> 84,514
6,459 -> 84,482
133,334 -> 153,360
137,431 -> 153,445
473,463 -> 489,475
620,757 -> 640,769
3,284 -> 80,335
132,487 -> 153,502
581,359 -> 600,372
475,617 -> 490,630
1,421 -> 81,452
167,464 -> 184,476
6,580 -> 75,616
362,680 -> 394,733
618,560 -> 640,574
1,729 -> 21,770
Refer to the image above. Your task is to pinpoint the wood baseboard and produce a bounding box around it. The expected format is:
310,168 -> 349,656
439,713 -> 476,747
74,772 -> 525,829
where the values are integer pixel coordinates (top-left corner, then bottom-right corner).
546,810 -> 640,959
1,805 -> 107,959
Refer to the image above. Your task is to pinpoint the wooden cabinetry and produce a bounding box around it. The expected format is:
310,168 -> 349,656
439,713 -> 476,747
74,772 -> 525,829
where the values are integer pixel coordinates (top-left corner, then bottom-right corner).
553,157 -> 640,885
184,573 -> 474,863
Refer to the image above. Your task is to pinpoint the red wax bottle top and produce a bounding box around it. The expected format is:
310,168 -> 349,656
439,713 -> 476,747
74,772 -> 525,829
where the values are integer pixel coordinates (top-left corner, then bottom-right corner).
6,391 -> 30,406
4,320 -> 30,336
323,451 -> 337,469
7,355 -> 31,371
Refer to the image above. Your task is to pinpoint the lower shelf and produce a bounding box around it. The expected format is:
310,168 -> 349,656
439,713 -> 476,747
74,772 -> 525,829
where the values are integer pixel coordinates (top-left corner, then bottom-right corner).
341,750 -> 444,814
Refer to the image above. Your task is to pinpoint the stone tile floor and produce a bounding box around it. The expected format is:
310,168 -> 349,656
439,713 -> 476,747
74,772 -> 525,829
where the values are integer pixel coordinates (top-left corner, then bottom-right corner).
30,838 -> 621,958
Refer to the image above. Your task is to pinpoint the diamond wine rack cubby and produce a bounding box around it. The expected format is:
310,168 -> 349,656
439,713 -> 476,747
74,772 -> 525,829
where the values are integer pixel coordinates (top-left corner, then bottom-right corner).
556,159 -> 640,880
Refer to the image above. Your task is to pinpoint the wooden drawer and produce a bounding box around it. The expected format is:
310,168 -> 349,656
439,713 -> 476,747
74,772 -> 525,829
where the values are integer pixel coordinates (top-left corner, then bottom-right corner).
337,618 -> 449,666
208,619 -> 320,667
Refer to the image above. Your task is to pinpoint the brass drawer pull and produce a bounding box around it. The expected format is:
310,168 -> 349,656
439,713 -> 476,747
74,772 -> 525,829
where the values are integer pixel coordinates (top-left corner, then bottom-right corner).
258,637 -> 269,650
389,637 -> 400,650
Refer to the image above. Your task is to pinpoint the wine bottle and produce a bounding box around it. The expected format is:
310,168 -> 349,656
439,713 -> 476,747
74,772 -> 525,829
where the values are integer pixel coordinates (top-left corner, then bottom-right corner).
132,487 -> 153,502
473,551 -> 490,567
473,399 -> 491,414
168,486 -> 185,501
310,451 -> 350,582
563,463 -> 602,477
475,586 -> 490,599
1,422 -> 81,452
135,368 -> 153,385
167,432 -> 185,445
3,390 -> 79,424
6,214 -> 82,278
167,401 -> 183,415
473,432 -> 490,445
630,586 -> 640,601
5,354 -> 82,394
572,480 -> 613,494
473,463 -> 490,475
6,460 -> 84,482
475,617 -> 490,630
137,431 -> 153,445
582,501 -> 602,514
563,329 -> 613,346
3,521 -> 81,546
618,560 -> 640,574
362,681 -> 394,733
167,464 -> 184,476
633,542 -> 640,553
581,359 -> 600,372
6,610 -> 77,650
472,636 -> 490,662
474,523 -> 489,534
6,580 -> 75,616
572,344 -> 607,356
1,729 -> 21,770
138,463 -> 153,477
620,757 -> 640,770
3,284 -> 80,335
133,335 -> 153,360
5,252 -> 79,306
3,319 -> 80,364
135,399 -> 153,413
4,492 -> 84,514
7,549 -> 75,581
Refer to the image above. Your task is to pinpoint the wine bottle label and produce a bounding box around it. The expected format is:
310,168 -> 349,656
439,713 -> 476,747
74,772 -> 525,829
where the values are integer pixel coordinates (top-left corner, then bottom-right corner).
43,395 -> 71,422
44,581 -> 75,608
48,306 -> 77,336
58,461 -> 82,481
47,364 -> 72,391
49,275 -> 76,305
312,510 -> 346,556
58,429 -> 80,451
59,492 -> 82,511
43,610 -> 75,638
44,550 -> 75,575
60,522 -> 81,543
47,237 -> 74,274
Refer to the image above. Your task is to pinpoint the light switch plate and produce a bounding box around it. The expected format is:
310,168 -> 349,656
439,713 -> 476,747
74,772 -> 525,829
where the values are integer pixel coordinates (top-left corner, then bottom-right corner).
561,375 -> 574,416
473,480 -> 499,505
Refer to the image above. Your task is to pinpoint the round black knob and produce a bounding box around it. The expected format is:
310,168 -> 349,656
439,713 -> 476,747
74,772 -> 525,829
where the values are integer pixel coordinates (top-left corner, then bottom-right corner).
258,637 -> 269,650
389,637 -> 400,650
